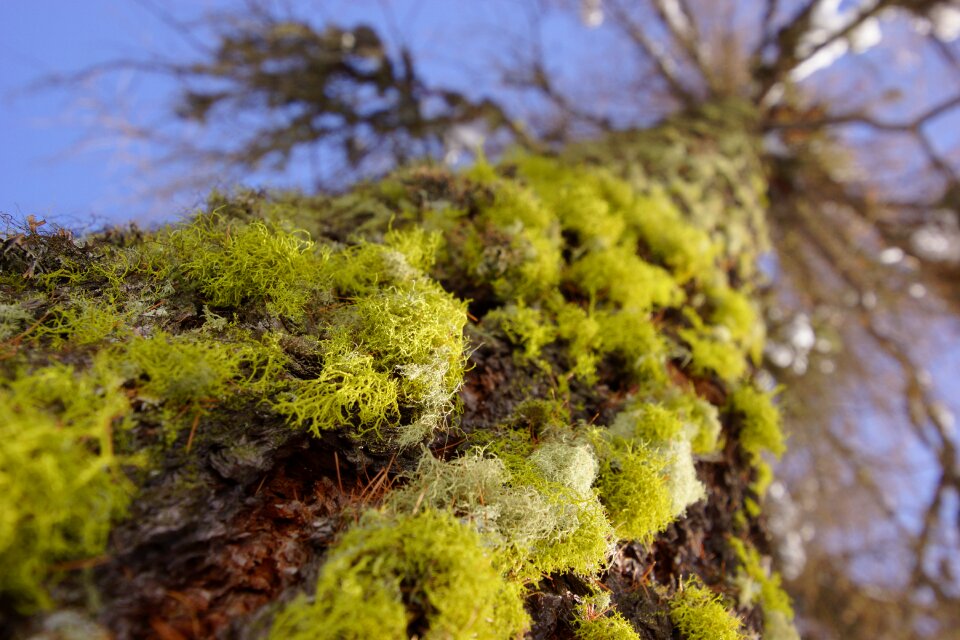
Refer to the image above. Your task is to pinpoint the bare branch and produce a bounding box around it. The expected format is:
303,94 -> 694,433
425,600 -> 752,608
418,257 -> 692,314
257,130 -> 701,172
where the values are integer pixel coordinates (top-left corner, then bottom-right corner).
605,0 -> 698,106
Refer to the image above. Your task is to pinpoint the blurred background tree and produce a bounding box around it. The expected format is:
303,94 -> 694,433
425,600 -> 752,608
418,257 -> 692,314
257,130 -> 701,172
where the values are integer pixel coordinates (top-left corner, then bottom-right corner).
25,0 -> 960,637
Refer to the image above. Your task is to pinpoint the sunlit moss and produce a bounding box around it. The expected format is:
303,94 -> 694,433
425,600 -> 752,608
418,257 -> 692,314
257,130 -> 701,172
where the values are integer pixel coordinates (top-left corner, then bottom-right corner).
554,301 -> 603,382
568,245 -> 683,313
729,538 -> 794,619
275,241 -> 467,446
595,309 -> 668,382
386,448 -> 613,581
574,593 -> 641,640
707,284 -> 765,365
729,385 -> 786,460
37,297 -> 130,347
608,403 -> 706,519
0,364 -> 134,611
119,332 -> 249,405
169,214 -> 325,318
624,191 -> 718,283
487,302 -> 556,361
679,325 -> 747,383
268,509 -> 529,640
670,581 -> 745,640
592,434 -> 674,543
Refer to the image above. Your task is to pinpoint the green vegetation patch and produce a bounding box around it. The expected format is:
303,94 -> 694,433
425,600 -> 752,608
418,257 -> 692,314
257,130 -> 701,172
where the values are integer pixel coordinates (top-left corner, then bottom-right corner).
729,537 -> 797,639
169,214 -> 324,318
0,364 -> 135,610
268,509 -> 529,640
574,593 -> 642,640
729,385 -> 786,461
385,448 -> 613,581
670,581 -> 745,640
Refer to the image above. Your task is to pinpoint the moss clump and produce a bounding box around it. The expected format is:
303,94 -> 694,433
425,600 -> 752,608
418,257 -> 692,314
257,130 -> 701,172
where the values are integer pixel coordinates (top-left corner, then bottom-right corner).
592,436 -> 674,543
460,166 -> 563,301
612,403 -> 685,445
595,309 -> 667,382
273,333 -> 400,439
608,403 -> 706,519
663,391 -> 723,455
275,241 -> 467,446
37,297 -> 130,347
568,245 -> 682,313
0,364 -> 134,610
487,302 -> 555,361
574,593 -> 641,640
120,332 -> 250,405
670,581 -> 745,640
729,537 -> 796,637
679,326 -> 746,383
386,448 -> 613,580
268,509 -> 528,640
706,285 -> 764,365
729,385 -> 786,460
624,191 -> 718,283
169,214 -> 325,318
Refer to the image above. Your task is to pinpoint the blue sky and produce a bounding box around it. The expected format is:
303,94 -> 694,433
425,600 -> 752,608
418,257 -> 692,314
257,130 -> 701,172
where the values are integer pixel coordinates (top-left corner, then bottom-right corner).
0,1 -> 596,227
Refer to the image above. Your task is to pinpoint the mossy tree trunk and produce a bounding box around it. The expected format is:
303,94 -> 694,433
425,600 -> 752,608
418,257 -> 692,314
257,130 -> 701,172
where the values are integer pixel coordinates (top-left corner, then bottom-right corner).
1,102 -> 795,640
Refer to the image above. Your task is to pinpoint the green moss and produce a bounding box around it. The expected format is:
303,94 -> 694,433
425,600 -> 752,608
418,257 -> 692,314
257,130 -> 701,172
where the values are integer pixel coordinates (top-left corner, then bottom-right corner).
467,174 -> 563,301
608,404 -> 706,519
119,332 -> 250,406
707,285 -> 764,365
595,309 -> 667,382
514,156 -> 628,251
386,449 -> 613,581
0,364 -> 134,610
554,301 -> 603,382
624,191 -> 718,283
729,385 -> 786,460
663,391 -> 723,455
273,334 -> 400,439
568,245 -> 682,313
487,302 -> 556,361
276,242 -> 467,446
383,226 -> 442,273
670,581 -> 745,640
592,435 -> 674,543
268,509 -> 528,640
679,326 -> 746,383
729,538 -> 794,619
169,214 -> 325,318
36,297 -> 130,347
612,403 -> 685,445
574,593 -> 641,640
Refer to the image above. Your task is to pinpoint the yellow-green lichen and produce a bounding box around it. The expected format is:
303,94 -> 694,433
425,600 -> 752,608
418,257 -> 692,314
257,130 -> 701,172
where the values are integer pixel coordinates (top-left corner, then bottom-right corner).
487,302 -> 556,362
729,385 -> 786,461
268,509 -> 528,640
385,448 -> 613,581
592,434 -> 674,543
608,403 -> 706,520
670,581 -> 745,640
729,537 -> 796,637
574,593 -> 641,640
273,239 -> 467,446
0,364 -> 134,610
567,246 -> 682,313
624,191 -> 718,283
169,214 -> 325,318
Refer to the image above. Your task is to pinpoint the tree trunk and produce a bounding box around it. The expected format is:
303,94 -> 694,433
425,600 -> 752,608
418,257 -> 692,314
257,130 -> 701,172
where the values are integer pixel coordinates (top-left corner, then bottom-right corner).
1,101 -> 796,639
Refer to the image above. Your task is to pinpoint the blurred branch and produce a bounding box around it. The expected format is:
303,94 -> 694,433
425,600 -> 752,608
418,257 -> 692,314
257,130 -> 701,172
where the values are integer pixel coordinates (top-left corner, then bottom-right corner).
606,0 -> 699,105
